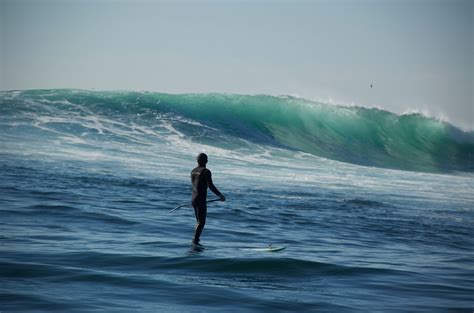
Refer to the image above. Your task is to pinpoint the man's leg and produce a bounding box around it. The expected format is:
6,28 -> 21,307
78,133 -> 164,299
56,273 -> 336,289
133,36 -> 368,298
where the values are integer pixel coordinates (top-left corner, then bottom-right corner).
192,202 -> 207,244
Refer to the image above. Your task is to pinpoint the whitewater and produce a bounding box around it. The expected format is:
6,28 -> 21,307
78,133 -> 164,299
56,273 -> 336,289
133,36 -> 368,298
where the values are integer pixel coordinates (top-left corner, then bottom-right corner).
1,89 -> 473,312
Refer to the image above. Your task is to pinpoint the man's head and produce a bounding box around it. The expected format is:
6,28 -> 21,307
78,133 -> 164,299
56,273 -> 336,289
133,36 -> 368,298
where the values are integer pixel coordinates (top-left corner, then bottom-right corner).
196,153 -> 208,166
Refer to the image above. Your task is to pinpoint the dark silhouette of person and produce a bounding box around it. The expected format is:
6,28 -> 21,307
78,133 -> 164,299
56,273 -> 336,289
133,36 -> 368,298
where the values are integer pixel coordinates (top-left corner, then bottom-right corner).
191,153 -> 225,245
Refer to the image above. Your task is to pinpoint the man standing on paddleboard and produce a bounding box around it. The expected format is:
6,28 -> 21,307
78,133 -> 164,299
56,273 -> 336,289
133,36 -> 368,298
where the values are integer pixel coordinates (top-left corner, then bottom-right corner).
191,153 -> 225,245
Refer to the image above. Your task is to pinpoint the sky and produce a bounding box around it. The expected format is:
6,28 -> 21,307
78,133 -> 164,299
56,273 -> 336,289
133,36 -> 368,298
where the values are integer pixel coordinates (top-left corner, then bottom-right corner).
1,0 -> 473,129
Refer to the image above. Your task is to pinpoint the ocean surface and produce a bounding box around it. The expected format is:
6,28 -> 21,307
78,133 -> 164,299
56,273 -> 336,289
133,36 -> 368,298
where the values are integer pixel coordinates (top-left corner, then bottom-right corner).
1,89 -> 473,312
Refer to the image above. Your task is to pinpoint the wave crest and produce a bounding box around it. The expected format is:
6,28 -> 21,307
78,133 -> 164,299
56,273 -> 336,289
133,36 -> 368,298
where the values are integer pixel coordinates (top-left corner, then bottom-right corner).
1,89 -> 473,173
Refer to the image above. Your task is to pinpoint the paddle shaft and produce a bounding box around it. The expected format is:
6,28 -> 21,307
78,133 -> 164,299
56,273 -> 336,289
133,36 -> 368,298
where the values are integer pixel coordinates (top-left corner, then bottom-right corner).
169,198 -> 221,213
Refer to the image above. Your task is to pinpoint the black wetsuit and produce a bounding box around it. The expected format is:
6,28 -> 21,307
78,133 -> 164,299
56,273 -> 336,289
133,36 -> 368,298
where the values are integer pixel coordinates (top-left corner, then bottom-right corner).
191,166 -> 222,244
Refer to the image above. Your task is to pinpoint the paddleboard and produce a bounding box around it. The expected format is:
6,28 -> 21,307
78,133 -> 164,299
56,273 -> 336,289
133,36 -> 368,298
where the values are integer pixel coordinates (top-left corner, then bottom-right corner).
189,243 -> 205,253
241,245 -> 286,252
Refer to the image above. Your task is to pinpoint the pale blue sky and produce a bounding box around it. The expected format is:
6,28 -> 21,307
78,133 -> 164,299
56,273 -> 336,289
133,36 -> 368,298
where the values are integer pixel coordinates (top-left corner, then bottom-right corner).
1,0 -> 473,129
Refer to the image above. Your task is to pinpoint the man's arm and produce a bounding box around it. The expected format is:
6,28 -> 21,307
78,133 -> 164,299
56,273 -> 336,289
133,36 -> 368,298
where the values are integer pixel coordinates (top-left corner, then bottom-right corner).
206,170 -> 225,201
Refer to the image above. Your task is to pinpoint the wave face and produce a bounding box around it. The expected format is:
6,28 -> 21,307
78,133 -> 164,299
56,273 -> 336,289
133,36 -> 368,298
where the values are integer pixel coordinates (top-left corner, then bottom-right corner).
1,89 -> 473,172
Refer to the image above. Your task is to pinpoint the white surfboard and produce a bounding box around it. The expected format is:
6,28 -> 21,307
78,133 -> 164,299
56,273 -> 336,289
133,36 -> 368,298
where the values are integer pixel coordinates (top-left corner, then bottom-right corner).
241,245 -> 286,252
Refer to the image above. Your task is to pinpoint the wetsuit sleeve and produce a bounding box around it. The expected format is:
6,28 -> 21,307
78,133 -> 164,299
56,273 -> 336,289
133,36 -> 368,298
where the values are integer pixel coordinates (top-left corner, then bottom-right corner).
206,170 -> 222,196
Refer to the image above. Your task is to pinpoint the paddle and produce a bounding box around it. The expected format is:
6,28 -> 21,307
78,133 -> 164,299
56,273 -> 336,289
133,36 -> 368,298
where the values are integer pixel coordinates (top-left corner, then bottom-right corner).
169,198 -> 221,213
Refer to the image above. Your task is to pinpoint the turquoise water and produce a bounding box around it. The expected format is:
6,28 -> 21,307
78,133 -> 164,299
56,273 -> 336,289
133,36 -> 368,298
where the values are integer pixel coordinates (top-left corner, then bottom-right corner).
1,90 -> 473,312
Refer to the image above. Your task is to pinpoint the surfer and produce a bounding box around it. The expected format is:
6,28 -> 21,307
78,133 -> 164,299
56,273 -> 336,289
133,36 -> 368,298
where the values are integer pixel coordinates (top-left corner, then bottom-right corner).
191,153 -> 225,245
